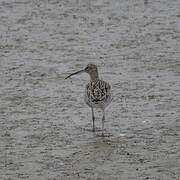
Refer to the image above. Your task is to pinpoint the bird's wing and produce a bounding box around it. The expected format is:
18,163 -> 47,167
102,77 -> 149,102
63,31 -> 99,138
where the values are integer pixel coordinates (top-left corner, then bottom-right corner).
86,80 -> 111,102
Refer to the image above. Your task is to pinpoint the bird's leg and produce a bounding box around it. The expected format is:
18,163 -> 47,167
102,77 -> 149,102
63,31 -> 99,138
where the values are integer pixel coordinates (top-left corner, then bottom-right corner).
91,107 -> 95,132
102,109 -> 105,136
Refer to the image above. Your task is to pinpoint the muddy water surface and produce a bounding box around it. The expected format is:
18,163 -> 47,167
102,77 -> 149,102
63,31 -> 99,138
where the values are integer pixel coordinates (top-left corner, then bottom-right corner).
0,0 -> 180,179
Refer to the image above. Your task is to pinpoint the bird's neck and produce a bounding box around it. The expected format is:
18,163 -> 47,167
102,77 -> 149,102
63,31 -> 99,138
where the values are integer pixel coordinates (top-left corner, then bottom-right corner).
89,70 -> 99,82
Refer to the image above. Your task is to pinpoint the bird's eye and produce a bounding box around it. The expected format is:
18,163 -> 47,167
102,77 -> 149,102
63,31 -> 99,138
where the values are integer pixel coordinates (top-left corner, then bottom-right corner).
85,66 -> 89,70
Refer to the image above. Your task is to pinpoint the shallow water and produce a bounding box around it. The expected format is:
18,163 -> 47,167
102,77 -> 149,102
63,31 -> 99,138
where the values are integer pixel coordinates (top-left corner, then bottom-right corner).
0,0 -> 180,179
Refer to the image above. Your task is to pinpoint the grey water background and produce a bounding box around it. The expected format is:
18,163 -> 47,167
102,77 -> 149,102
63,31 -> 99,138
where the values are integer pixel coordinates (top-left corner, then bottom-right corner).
0,0 -> 180,179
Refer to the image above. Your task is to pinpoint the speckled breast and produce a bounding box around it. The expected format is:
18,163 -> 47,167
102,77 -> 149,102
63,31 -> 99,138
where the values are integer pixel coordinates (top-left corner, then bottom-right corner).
84,80 -> 112,109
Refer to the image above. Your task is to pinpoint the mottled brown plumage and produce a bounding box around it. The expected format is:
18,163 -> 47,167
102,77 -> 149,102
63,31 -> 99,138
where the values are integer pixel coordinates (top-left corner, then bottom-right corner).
66,64 -> 112,136
85,80 -> 111,109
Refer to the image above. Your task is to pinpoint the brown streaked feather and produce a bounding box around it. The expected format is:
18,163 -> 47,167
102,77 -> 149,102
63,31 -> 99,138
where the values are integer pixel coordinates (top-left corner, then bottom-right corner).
86,80 -> 111,103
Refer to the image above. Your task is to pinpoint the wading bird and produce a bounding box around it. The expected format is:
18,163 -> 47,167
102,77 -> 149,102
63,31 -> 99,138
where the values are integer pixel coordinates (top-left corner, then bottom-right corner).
65,64 -> 112,136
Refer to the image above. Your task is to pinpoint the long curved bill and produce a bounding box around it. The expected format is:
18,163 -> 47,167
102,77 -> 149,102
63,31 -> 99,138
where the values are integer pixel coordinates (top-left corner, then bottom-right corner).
65,69 -> 84,79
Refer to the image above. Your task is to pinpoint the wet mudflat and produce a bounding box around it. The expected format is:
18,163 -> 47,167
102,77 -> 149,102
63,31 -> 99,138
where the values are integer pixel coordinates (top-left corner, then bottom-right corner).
0,0 -> 180,179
